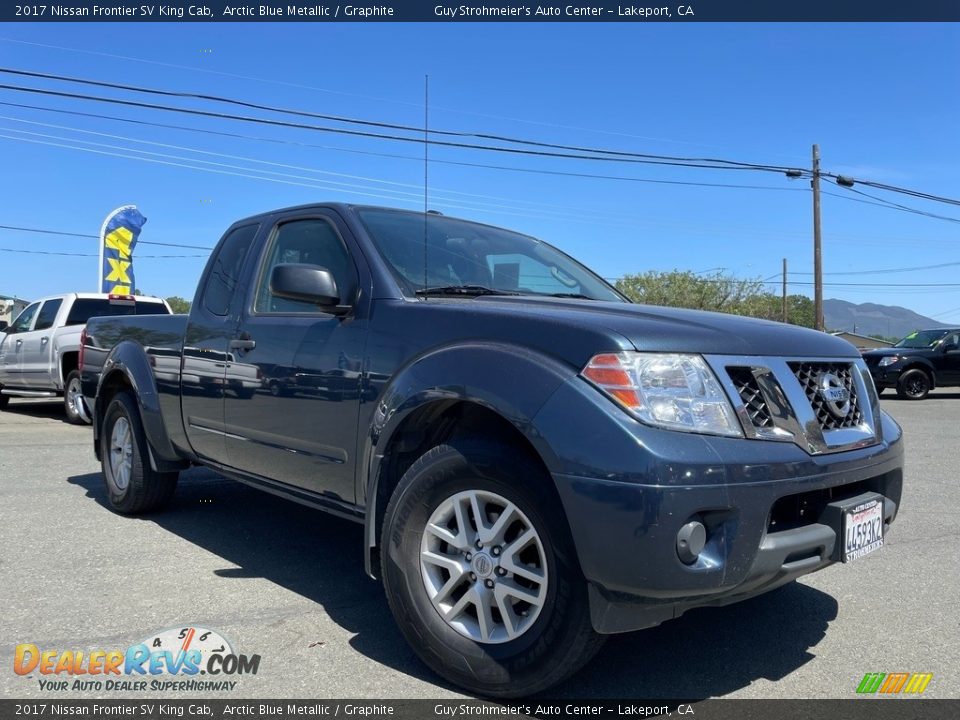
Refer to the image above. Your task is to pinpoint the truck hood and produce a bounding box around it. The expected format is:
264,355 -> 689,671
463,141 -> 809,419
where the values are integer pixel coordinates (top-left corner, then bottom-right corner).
472,296 -> 860,358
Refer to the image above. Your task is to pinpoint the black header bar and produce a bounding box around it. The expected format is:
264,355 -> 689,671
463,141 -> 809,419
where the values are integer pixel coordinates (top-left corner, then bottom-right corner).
3,1 -> 960,23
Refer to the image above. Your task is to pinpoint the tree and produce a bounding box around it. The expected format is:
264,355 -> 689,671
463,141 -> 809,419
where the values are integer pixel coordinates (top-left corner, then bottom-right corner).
165,296 -> 192,314
615,270 -> 815,328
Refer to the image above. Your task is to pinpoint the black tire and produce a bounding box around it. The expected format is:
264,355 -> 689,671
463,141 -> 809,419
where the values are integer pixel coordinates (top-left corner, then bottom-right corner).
381,439 -> 604,698
876,387 -> 885,396
896,369 -> 931,400
63,370 -> 89,425
0,387 -> 8,409
100,391 -> 178,514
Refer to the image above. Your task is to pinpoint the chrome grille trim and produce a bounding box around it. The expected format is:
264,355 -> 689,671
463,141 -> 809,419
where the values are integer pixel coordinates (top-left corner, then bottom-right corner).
788,361 -> 864,430
704,355 -> 881,456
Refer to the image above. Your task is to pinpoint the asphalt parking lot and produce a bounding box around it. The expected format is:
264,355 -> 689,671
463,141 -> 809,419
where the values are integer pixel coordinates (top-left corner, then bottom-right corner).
1,392 -> 958,700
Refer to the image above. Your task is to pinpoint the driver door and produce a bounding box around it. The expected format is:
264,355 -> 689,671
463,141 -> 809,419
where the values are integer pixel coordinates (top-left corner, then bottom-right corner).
937,331 -> 960,385
0,302 -> 40,387
222,211 -> 368,504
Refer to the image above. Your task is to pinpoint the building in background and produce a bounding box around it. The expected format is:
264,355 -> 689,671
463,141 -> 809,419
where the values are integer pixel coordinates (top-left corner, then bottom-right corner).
831,330 -> 894,351
0,295 -> 31,326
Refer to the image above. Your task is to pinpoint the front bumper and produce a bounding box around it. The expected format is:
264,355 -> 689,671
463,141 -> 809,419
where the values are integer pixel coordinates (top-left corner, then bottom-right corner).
532,375 -> 904,635
869,366 -> 899,388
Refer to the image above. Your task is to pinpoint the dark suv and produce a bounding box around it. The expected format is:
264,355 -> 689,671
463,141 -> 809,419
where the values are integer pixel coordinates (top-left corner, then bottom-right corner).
863,328 -> 960,399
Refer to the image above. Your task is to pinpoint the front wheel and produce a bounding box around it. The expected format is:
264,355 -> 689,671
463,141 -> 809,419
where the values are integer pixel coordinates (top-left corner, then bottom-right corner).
64,370 -> 90,425
100,391 -> 178,514
381,439 -> 603,697
0,386 -> 8,409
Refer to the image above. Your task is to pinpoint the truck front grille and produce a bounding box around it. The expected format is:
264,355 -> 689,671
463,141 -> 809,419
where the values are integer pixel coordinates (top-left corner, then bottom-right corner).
789,362 -> 863,430
727,367 -> 773,428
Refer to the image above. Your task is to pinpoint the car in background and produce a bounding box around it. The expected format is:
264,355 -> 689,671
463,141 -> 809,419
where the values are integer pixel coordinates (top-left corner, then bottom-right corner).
862,328 -> 960,399
0,293 -> 171,422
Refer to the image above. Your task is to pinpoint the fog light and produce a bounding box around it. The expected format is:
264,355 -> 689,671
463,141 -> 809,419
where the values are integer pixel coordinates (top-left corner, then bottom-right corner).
677,520 -> 707,564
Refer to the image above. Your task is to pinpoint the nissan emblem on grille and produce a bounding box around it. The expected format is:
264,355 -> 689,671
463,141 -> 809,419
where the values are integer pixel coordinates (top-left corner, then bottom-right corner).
818,372 -> 851,419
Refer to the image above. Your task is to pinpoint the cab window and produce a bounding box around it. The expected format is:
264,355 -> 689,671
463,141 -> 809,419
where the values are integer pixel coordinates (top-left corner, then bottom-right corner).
9,303 -> 40,333
254,218 -> 357,314
202,224 -> 259,317
34,299 -> 63,331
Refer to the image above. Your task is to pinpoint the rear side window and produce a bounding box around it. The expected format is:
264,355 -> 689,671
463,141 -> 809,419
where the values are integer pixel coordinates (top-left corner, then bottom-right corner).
202,224 -> 259,316
34,299 -> 63,331
65,299 -> 170,326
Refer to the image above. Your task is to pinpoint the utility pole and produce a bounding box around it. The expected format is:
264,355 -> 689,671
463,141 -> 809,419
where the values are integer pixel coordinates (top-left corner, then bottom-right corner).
782,257 -> 788,323
812,144 -> 824,331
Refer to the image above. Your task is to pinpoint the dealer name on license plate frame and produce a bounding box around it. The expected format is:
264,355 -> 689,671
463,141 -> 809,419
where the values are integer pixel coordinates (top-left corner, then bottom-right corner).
843,497 -> 884,562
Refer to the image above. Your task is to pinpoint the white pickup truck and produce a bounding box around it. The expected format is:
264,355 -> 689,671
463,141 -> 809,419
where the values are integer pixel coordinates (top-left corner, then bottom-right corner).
0,293 -> 170,423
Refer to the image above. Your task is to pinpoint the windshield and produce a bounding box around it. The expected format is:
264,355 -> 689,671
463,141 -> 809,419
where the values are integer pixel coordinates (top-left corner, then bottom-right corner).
356,208 -> 626,302
894,329 -> 949,349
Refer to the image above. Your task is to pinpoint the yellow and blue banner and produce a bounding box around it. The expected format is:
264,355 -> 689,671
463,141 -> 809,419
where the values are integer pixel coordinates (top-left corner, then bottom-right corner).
98,205 -> 146,294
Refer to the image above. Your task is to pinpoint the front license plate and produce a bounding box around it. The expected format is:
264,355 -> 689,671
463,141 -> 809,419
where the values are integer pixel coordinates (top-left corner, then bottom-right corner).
843,497 -> 884,562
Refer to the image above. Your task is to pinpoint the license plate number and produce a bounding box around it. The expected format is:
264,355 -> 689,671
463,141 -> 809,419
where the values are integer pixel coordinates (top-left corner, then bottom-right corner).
843,498 -> 884,562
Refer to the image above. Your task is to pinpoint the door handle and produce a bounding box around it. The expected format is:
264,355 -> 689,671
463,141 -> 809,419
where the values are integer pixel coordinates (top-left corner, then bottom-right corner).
15,339 -> 22,346
41,337 -> 49,345
229,338 -> 256,352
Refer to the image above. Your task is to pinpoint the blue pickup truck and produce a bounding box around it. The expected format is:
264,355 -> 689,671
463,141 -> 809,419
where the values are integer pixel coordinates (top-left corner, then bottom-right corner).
81,203 -> 904,696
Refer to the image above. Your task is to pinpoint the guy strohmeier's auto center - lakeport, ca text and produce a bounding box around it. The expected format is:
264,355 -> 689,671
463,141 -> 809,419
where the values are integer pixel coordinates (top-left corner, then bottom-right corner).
18,4 -> 694,19
434,5 -> 693,18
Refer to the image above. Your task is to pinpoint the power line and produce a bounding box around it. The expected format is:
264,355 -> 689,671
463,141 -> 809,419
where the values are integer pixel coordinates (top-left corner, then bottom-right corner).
790,260 -> 960,276
12,67 -> 960,211
785,280 -> 960,288
0,81 -> 805,173
0,67 -> 802,173
824,183 -> 960,224
2,36 -> 803,159
0,101 -> 803,194
844,177 -> 960,208
0,247 -> 205,258
0,130 -> 676,227
0,223 -> 214,250
6,116 -> 741,222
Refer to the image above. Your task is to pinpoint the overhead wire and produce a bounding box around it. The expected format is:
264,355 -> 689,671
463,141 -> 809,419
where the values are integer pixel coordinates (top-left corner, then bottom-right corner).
0,81 -> 805,173
0,67 -> 804,172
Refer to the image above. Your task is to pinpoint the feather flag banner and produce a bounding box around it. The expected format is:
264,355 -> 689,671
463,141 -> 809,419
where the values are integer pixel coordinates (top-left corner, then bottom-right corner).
99,205 -> 147,294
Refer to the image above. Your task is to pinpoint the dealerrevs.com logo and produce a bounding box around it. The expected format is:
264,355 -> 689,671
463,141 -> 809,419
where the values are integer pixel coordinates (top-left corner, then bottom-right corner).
14,626 -> 261,692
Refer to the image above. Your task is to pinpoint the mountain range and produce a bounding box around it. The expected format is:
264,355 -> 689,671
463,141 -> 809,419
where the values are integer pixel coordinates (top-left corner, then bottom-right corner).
824,299 -> 950,339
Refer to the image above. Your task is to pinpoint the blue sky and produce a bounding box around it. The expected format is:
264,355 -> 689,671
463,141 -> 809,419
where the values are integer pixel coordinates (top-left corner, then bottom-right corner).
0,23 -> 958,324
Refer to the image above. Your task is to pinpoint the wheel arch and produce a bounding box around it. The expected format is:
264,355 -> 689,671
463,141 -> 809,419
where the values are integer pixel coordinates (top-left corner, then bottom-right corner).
899,361 -> 937,389
93,341 -> 184,471
59,350 -> 79,388
360,342 -> 577,578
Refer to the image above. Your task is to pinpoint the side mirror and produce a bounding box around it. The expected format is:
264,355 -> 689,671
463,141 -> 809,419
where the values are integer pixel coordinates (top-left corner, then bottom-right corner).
269,263 -> 340,307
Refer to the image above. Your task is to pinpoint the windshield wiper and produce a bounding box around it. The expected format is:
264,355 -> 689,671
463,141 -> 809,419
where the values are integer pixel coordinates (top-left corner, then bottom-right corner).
542,292 -> 596,300
415,285 -> 521,297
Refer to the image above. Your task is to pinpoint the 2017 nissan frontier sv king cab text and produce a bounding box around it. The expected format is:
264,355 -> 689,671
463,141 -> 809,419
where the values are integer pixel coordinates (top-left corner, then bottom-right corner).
80,204 -> 903,697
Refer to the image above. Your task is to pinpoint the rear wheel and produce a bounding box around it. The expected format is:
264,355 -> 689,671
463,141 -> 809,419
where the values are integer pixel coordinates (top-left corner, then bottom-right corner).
63,370 -> 89,425
896,369 -> 931,400
381,439 -> 603,697
100,391 -> 178,514
0,387 -> 8,409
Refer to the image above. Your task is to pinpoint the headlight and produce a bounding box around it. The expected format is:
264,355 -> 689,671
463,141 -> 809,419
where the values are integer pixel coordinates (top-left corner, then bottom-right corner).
878,356 -> 900,367
581,352 -> 742,437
